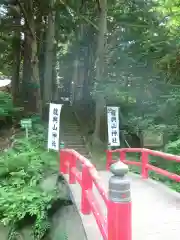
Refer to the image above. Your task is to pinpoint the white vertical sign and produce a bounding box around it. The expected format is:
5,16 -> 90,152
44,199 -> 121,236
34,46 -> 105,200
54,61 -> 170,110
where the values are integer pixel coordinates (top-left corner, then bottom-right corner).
48,103 -> 62,151
107,106 -> 120,146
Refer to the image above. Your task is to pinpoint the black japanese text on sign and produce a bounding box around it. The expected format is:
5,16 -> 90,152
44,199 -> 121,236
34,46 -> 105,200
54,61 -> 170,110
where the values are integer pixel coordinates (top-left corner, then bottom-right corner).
111,110 -> 117,143
52,108 -> 59,148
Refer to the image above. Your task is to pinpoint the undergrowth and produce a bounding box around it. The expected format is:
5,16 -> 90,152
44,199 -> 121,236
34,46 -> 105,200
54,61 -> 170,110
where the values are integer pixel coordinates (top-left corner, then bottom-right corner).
0,122 -> 60,239
0,91 -> 22,118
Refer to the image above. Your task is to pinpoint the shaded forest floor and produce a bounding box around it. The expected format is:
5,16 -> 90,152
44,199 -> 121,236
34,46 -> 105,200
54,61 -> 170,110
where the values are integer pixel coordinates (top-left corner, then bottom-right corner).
0,127 -> 15,151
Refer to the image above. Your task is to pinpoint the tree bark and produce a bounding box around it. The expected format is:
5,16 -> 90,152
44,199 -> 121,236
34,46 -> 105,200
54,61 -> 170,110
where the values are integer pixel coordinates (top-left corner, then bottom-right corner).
52,42 -> 58,101
93,0 -> 107,144
11,8 -> 21,105
43,0 -> 56,105
22,29 -> 32,107
37,15 -> 45,101
22,0 -> 42,115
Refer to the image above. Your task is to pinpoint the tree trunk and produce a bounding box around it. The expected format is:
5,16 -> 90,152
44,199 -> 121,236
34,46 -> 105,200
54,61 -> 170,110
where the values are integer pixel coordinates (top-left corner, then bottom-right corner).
22,29 -> 32,108
22,0 -> 42,115
93,0 -> 107,144
11,9 -> 21,105
52,42 -> 58,101
43,0 -> 56,105
82,25 -> 96,102
31,32 -> 42,115
37,15 -> 45,100
71,57 -> 79,104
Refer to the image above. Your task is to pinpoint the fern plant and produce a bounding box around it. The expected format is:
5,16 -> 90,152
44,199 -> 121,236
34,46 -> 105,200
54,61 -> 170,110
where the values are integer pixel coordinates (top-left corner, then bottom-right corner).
0,122 -> 60,239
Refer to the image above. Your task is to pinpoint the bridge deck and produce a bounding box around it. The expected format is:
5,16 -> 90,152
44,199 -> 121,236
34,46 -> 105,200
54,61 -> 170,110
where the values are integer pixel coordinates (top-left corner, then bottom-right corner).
64,172 -> 180,240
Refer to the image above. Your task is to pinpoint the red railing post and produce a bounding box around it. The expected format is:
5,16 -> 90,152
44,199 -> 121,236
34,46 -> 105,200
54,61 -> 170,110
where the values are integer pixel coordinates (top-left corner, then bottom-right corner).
108,161 -> 132,240
81,164 -> 93,215
141,149 -> 149,179
60,149 -> 68,174
69,152 -> 76,184
106,149 -> 112,170
120,149 -> 126,162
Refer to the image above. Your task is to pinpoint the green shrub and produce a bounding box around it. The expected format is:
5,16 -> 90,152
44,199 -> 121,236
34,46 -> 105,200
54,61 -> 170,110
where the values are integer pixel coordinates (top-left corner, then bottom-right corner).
0,91 -> 23,125
164,139 -> 180,155
0,122 -> 59,239
0,91 -> 14,116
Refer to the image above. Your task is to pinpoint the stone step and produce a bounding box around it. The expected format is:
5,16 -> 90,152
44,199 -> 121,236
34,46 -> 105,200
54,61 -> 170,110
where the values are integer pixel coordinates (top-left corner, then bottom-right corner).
63,127 -> 80,130
63,139 -> 85,144
62,138 -> 85,143
68,150 -> 89,156
65,139 -> 86,144
63,133 -> 82,136
63,138 -> 83,142
63,131 -> 81,135
60,108 -> 90,160
67,144 -> 86,147
64,124 -> 79,126
63,128 -> 80,132
63,124 -> 80,129
64,142 -> 85,147
62,123 -> 78,126
62,134 -> 84,138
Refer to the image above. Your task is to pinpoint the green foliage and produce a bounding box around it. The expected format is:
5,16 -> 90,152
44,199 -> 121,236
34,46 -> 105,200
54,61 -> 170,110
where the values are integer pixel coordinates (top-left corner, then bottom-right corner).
165,139 -> 180,155
0,91 -> 22,118
0,122 -> 59,239
0,91 -> 14,116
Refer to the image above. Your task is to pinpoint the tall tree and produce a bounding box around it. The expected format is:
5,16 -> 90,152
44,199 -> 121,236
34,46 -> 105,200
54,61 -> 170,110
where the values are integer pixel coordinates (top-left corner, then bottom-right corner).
11,5 -> 21,105
43,0 -> 56,105
93,0 -> 107,144
21,0 -> 42,114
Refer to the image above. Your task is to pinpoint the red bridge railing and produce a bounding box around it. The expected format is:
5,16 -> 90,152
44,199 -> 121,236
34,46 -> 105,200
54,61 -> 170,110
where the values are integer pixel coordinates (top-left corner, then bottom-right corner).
60,149 -> 132,240
106,148 -> 180,182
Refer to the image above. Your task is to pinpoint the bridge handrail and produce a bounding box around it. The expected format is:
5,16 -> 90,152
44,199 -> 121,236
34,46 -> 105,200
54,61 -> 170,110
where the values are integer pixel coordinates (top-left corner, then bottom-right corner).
60,148 -> 132,240
106,148 -> 180,182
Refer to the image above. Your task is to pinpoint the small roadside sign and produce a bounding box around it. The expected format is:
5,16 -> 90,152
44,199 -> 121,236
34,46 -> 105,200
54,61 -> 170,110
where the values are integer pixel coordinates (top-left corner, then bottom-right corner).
20,118 -> 32,138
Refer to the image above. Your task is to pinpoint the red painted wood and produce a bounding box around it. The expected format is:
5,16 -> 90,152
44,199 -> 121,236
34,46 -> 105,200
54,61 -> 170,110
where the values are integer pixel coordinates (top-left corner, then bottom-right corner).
81,165 -> 93,214
123,160 -> 141,166
86,190 -> 108,240
69,153 -> 76,184
71,168 -> 82,186
60,149 -> 132,240
108,200 -> 132,240
106,150 -> 112,170
120,149 -> 126,162
59,150 -> 68,174
147,164 -> 180,182
106,148 -> 180,182
146,148 -> 180,162
141,150 -> 149,179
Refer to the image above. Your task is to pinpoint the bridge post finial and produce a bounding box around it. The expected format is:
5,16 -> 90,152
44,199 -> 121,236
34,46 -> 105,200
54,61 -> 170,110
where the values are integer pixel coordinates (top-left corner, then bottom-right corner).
108,161 -> 132,240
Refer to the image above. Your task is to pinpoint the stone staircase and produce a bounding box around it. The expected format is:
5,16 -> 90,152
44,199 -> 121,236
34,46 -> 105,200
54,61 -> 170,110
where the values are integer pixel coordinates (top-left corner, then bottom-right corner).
60,106 -> 90,159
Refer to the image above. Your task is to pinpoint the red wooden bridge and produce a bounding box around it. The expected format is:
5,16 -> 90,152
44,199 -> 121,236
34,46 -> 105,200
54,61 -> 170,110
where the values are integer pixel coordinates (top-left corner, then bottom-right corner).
59,148 -> 180,240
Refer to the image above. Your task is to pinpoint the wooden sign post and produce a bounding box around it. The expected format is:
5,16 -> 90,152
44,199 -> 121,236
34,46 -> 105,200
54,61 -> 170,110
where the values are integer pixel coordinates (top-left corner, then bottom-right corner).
20,118 -> 32,139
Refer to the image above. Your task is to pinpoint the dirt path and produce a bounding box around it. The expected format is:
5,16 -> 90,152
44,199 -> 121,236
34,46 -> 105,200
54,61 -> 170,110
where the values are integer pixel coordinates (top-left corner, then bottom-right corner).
0,128 -> 14,151
0,126 -> 22,151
